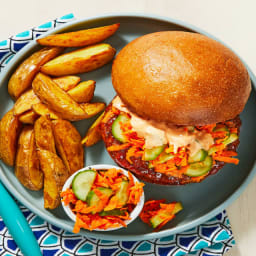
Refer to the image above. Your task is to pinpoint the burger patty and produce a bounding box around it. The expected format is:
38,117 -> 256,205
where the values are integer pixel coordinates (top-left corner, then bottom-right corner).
100,104 -> 241,185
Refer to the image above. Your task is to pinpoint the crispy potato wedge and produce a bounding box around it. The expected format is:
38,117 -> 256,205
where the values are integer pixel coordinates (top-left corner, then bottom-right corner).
52,119 -> 84,175
32,73 -> 89,121
8,47 -> 63,100
19,110 -> 39,124
34,115 -> 56,153
41,43 -> 116,76
37,149 -> 69,209
82,112 -> 104,147
37,23 -> 120,47
0,109 -> 22,166
67,80 -> 95,103
32,103 -> 61,119
15,126 -> 43,190
80,102 -> 105,118
53,76 -> 81,91
13,89 -> 41,116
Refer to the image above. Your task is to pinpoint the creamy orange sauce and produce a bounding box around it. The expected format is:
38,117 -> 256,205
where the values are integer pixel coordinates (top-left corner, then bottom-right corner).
112,96 -> 214,155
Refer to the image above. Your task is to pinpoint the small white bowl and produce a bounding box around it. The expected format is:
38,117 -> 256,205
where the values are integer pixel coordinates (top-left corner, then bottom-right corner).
61,164 -> 145,232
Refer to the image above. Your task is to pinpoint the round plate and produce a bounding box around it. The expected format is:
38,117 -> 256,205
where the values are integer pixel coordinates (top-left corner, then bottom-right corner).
0,13 -> 256,241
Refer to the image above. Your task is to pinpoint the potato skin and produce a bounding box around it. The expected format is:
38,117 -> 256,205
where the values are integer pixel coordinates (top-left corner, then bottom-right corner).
19,110 -> 39,124
82,112 -> 104,147
15,126 -> 43,190
37,23 -> 120,47
41,43 -> 116,76
37,149 -> 69,209
0,109 -> 22,166
32,103 -> 61,120
53,76 -> 81,91
8,47 -> 63,100
13,89 -> 40,116
32,73 -> 89,121
67,80 -> 95,103
34,116 -> 56,153
52,119 -> 84,175
80,102 -> 105,118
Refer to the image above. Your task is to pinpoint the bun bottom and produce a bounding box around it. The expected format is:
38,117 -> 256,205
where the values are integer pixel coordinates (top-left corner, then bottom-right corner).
100,103 -> 241,185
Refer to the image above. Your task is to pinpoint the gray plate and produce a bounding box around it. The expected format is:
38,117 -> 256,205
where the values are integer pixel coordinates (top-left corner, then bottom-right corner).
0,13 -> 256,241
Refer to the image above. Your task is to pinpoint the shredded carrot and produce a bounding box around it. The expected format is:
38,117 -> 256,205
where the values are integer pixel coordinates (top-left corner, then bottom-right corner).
211,131 -> 228,139
140,200 -> 181,231
154,215 -> 175,232
104,196 -> 123,211
102,109 -> 116,123
160,203 -> 176,212
107,143 -> 131,151
213,156 -> 239,165
93,189 -> 111,212
220,151 -> 238,157
128,182 -> 145,205
196,124 -> 216,132
61,188 -> 77,206
165,145 -> 174,153
229,128 -> 238,134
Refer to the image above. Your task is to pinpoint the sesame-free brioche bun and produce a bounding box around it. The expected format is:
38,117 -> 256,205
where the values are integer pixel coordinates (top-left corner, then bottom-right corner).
112,31 -> 251,125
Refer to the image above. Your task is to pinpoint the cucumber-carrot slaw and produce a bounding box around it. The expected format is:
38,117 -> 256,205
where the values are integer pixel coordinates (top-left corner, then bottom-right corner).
61,168 -> 144,232
139,199 -> 183,231
108,108 -> 239,180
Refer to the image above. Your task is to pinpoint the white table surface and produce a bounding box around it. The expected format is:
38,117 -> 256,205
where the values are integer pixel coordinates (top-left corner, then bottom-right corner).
0,0 -> 255,255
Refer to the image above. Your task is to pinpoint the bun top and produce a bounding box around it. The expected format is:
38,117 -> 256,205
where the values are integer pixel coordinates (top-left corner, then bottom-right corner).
112,31 -> 251,125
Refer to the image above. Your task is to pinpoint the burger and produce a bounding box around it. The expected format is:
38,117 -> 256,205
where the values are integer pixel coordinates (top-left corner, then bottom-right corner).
100,31 -> 251,185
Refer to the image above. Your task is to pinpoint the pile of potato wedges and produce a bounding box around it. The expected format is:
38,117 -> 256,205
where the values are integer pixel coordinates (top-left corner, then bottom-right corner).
0,23 -> 120,209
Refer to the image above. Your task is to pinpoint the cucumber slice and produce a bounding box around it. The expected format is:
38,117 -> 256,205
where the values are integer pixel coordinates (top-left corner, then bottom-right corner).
105,180 -> 129,209
99,209 -> 126,216
208,133 -> 238,155
112,114 -> 130,143
115,180 -> 129,206
186,156 -> 213,177
144,145 -> 165,161
157,151 -> 174,164
187,126 -> 195,132
148,162 -> 154,168
223,133 -> 238,146
208,146 -> 217,155
87,187 -> 113,207
188,149 -> 207,163
150,202 -> 183,229
72,170 -> 97,201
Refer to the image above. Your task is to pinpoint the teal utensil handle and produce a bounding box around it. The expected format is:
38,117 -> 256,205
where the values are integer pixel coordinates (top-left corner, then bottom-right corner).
0,182 -> 42,256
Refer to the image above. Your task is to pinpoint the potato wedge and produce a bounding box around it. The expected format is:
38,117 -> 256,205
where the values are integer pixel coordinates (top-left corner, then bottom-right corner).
80,102 -> 106,118
41,43 -> 116,76
8,47 -> 63,100
13,89 -> 41,116
67,80 -> 95,103
37,23 -> 120,47
32,73 -> 89,121
37,149 -> 69,209
32,103 -> 61,120
0,109 -> 22,166
82,112 -> 104,147
34,116 -> 56,153
53,76 -> 81,91
52,119 -> 84,175
15,126 -> 43,190
19,110 -> 39,124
